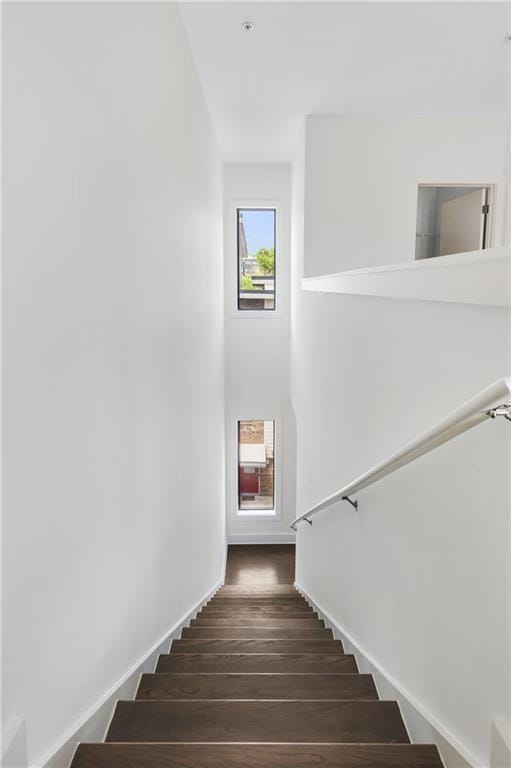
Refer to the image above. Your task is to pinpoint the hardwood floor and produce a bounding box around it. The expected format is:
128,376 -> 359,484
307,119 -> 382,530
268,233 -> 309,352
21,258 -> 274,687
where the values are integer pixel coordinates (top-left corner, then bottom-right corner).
71,545 -> 444,768
224,544 -> 295,584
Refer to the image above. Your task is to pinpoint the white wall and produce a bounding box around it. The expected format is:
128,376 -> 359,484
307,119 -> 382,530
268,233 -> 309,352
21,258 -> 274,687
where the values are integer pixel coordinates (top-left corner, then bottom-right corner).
224,164 -> 296,543
291,117 -> 511,767
304,116 -> 508,276
2,4 -> 225,765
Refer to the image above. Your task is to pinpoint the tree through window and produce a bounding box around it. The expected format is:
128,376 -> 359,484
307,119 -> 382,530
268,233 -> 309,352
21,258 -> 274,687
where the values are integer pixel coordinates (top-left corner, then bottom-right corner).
237,209 -> 276,310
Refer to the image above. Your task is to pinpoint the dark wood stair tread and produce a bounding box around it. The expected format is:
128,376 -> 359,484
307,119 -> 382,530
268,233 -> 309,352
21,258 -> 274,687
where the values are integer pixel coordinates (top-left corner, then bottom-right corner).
181,626 -> 333,639
136,672 -> 377,700
196,611 -> 319,621
106,700 -> 410,743
208,597 -> 308,604
216,586 -> 299,595
171,639 -> 344,654
156,653 -> 358,673
207,600 -> 309,607
191,618 -> 323,627
72,743 -> 443,768
201,605 -> 315,612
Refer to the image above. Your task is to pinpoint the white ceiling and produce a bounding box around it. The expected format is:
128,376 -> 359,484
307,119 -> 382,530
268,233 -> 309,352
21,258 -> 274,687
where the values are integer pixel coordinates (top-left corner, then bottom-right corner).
179,2 -> 510,163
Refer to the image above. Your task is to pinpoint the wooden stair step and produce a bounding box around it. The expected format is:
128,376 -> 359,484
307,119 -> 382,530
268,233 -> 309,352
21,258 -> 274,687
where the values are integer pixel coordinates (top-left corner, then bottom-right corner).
106,700 -> 409,743
136,672 -> 377,700
190,617 -> 323,627
209,590 -> 307,603
215,586 -> 299,596
208,599 -> 308,607
181,626 -> 333,639
170,639 -> 344,654
198,611 -> 317,619
156,653 -> 358,673
201,604 -> 315,613
72,743 -> 443,768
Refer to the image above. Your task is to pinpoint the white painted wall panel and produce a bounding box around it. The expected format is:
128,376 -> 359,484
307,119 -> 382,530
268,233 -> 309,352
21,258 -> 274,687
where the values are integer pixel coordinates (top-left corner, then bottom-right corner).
291,117 -> 511,767
304,116 -> 508,276
2,5 -> 225,765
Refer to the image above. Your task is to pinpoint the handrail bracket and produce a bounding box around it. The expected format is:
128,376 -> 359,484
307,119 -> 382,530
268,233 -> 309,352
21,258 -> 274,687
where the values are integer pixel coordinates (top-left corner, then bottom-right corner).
488,402 -> 511,422
342,495 -> 358,511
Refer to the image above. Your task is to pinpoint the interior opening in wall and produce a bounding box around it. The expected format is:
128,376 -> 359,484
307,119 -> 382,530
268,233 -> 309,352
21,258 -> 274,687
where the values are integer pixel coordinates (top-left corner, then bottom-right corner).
237,208 -> 276,310
415,184 -> 494,260
237,420 -> 275,513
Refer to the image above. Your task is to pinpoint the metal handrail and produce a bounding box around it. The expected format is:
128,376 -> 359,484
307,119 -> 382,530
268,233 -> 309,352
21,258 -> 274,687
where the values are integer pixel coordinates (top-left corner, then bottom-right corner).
290,376 -> 511,530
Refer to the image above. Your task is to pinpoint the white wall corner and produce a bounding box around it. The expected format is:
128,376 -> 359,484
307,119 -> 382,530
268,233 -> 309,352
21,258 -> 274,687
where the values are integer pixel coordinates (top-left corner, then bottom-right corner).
38,578 -> 223,768
295,582 -> 481,768
491,719 -> 511,768
2,712 -> 28,768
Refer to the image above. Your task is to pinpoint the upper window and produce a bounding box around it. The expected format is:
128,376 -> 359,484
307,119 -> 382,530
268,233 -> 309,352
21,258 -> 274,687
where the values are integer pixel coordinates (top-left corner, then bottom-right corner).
415,184 -> 494,260
237,208 -> 276,311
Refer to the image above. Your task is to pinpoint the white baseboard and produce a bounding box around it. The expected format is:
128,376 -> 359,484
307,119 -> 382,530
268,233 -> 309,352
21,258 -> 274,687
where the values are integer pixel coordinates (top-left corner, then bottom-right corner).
222,535 -> 228,582
295,582 -> 479,768
38,577 -> 223,768
227,533 -> 296,544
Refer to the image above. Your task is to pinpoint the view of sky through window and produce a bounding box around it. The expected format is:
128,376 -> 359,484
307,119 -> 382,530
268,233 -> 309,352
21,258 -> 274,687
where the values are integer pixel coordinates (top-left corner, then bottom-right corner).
237,208 -> 276,311
242,209 -> 275,253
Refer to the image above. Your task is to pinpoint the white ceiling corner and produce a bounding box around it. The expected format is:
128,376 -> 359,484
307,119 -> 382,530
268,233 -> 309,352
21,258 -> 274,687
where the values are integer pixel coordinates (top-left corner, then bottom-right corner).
179,1 -> 510,162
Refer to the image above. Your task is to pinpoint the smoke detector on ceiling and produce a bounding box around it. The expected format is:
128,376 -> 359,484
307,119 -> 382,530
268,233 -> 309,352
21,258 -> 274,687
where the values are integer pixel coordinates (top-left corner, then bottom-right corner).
242,21 -> 254,32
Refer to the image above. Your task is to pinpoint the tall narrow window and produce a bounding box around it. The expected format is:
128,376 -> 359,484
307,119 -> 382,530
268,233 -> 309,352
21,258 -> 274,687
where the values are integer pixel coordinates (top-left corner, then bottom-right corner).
238,420 -> 275,512
237,208 -> 276,310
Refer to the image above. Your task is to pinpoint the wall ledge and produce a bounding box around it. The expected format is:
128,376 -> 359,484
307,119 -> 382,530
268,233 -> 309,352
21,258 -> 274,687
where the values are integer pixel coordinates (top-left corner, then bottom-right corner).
302,247 -> 511,307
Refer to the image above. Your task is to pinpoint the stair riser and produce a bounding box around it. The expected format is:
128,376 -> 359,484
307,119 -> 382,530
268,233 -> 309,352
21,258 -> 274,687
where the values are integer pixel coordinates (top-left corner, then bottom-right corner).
106,700 -> 410,743
136,673 -> 377,700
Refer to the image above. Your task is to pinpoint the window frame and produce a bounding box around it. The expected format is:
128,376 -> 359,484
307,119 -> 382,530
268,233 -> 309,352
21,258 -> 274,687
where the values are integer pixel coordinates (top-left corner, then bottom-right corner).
236,207 -> 277,313
234,418 -> 280,519
228,199 -> 284,319
237,419 -> 276,514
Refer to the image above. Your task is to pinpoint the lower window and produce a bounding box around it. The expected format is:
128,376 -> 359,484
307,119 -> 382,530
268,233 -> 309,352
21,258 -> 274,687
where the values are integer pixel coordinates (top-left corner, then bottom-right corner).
237,420 -> 275,512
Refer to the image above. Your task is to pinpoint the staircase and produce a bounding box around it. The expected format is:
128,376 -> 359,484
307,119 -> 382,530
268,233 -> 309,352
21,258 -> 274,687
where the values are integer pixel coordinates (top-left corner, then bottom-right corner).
72,583 -> 444,767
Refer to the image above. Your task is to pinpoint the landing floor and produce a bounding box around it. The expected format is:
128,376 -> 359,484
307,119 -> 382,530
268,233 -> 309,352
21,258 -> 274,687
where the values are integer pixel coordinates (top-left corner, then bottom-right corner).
225,544 -> 295,585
